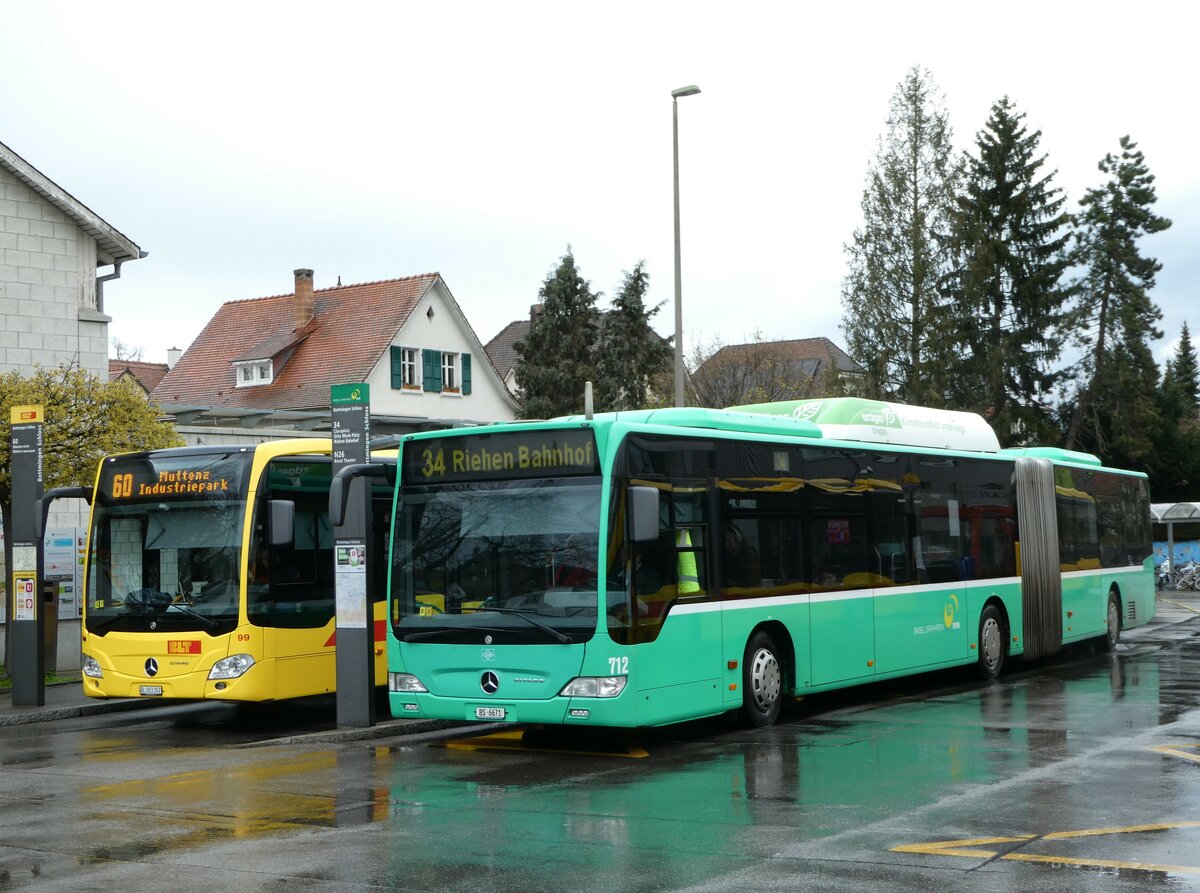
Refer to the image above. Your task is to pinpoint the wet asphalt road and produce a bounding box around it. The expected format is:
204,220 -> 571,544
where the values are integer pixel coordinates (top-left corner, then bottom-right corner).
2,615 -> 1200,891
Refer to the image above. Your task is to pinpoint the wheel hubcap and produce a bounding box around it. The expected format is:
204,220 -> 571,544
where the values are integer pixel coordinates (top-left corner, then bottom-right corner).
750,647 -> 781,712
981,618 -> 1001,670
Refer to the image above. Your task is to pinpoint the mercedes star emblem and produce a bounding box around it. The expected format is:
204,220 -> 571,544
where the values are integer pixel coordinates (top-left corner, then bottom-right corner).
145,658 -> 159,678
480,671 -> 499,694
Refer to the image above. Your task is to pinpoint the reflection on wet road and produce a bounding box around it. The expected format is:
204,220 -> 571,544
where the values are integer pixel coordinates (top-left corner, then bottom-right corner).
1,633 -> 1199,891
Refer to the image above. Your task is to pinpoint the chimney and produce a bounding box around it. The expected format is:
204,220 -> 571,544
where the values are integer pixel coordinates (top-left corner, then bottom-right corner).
529,303 -> 543,325
294,268 -> 315,330
166,347 -> 182,369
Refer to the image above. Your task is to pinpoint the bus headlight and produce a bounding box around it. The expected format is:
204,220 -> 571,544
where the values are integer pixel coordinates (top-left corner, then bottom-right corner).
82,655 -> 103,679
389,672 -> 428,693
558,676 -> 627,698
209,654 -> 256,680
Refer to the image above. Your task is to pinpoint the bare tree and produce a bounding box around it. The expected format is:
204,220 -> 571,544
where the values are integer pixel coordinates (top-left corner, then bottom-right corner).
110,338 -> 144,362
688,332 -> 846,408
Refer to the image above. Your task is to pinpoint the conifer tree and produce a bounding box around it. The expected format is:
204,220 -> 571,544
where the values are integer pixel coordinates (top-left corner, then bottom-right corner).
1166,321 -> 1199,415
947,98 -> 1073,445
514,250 -> 600,419
1148,323 -> 1200,500
841,67 -> 961,404
596,262 -> 672,411
1063,137 -> 1171,464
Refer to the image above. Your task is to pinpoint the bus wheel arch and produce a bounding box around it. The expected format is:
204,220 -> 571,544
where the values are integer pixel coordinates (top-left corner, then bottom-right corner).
1100,585 -> 1122,652
977,599 -> 1008,681
740,622 -> 792,728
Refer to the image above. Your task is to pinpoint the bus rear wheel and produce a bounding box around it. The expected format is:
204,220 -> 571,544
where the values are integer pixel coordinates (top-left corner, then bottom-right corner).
977,604 -> 1006,681
741,631 -> 783,727
1100,590 -> 1121,653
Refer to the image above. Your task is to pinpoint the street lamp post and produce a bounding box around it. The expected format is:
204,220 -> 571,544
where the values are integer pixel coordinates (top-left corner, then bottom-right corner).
672,84 -> 700,408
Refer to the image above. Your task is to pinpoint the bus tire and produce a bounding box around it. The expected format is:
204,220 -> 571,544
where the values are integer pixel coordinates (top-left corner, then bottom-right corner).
977,604 -> 1006,681
741,631 -> 784,727
1100,590 -> 1121,653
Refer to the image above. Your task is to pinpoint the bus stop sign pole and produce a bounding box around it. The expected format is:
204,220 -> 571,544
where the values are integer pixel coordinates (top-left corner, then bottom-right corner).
10,405 -> 45,707
331,384 -> 374,728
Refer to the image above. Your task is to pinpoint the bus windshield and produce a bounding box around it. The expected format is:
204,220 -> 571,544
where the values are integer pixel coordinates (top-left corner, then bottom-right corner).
85,451 -> 251,636
392,477 -> 604,644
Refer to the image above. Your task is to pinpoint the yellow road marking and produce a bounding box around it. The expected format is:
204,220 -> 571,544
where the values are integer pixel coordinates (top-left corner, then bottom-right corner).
445,729 -> 649,758
1002,853 -> 1200,874
1043,820 -> 1200,839
892,835 -> 1034,858
1153,744 -> 1200,764
892,821 -> 1200,875
1157,597 -> 1200,613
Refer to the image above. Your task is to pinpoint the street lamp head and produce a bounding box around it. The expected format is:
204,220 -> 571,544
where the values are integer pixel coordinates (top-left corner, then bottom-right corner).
671,85 -> 701,98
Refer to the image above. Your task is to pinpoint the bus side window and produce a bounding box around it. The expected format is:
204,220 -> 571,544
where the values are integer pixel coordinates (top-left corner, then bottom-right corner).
669,484 -> 708,597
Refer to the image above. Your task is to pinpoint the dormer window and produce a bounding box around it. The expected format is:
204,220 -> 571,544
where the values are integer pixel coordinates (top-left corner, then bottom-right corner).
234,360 -> 273,387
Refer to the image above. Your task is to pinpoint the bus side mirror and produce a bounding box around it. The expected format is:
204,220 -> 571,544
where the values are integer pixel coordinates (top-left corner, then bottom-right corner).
268,500 -> 295,547
629,486 -> 660,543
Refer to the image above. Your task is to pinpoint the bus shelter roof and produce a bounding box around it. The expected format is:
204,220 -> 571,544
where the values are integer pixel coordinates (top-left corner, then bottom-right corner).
1151,502 -> 1200,522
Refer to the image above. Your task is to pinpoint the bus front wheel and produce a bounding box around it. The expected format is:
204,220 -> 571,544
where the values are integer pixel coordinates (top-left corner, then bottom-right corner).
977,604 -> 1006,681
741,631 -> 783,727
1100,591 -> 1121,653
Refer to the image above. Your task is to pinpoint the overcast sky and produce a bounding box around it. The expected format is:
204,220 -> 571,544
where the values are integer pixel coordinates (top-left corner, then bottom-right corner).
4,1 -> 1196,372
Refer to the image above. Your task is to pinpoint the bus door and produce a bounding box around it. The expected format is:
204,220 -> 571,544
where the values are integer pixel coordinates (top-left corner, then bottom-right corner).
623,479 -> 723,723
248,459 -> 339,699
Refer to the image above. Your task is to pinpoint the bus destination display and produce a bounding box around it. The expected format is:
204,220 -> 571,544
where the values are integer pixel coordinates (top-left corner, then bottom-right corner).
100,454 -> 248,503
403,429 -> 599,483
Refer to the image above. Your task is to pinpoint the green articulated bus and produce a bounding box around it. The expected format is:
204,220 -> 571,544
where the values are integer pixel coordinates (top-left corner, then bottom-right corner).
383,398 -> 1154,728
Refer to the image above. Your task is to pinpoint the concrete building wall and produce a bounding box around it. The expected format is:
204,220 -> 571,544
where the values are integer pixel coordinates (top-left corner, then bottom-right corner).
0,166 -> 108,379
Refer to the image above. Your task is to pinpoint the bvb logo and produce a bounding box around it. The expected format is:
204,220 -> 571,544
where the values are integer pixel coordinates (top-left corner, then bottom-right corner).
943,594 -> 959,629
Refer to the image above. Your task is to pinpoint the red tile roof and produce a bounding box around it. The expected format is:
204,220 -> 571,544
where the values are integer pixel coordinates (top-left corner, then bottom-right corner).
702,337 -> 860,377
151,274 -> 440,411
109,360 -> 169,394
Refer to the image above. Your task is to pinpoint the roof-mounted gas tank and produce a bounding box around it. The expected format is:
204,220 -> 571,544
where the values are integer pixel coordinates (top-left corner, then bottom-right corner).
725,398 -> 1001,453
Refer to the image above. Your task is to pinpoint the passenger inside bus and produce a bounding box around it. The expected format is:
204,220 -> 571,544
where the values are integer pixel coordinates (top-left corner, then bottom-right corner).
722,522 -> 761,588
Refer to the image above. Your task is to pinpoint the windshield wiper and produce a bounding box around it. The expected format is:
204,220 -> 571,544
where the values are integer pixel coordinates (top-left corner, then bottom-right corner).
86,614 -> 130,633
163,603 -> 219,632
403,625 -> 508,643
479,607 -> 573,644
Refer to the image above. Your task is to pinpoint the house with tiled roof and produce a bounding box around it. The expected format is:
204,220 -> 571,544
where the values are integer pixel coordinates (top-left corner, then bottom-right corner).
109,358 -> 170,396
152,269 -> 518,441
692,336 -> 862,407
484,317 -> 528,395
1,138 -> 144,379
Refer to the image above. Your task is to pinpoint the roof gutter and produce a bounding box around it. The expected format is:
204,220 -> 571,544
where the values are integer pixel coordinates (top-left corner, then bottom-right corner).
96,250 -> 149,313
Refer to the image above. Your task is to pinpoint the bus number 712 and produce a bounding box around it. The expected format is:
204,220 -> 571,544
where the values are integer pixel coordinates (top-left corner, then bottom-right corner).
608,656 -> 629,675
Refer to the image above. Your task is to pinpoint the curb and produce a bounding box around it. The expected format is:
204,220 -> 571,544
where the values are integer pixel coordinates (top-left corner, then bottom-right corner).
0,695 -> 167,727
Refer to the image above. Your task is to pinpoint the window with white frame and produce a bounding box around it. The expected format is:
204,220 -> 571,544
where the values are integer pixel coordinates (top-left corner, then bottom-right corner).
401,348 -> 419,388
442,352 -> 459,392
234,360 -> 273,387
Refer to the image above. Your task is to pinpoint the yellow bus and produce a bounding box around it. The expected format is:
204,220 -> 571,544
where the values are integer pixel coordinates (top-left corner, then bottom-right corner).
44,439 -> 393,702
